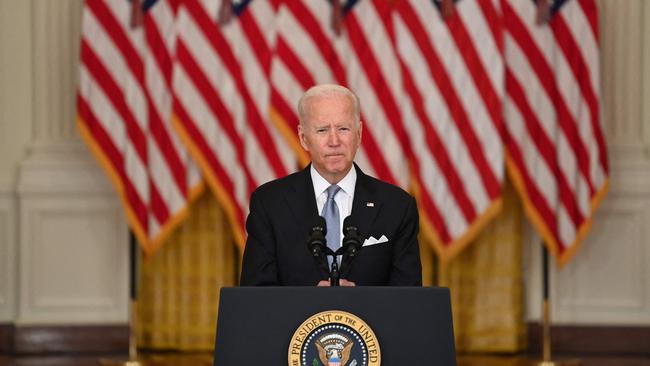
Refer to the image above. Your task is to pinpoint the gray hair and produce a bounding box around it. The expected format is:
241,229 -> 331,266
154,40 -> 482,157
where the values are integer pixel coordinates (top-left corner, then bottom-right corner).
297,84 -> 361,126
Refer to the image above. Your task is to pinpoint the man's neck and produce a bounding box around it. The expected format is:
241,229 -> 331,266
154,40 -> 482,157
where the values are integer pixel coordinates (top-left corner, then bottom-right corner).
315,167 -> 352,185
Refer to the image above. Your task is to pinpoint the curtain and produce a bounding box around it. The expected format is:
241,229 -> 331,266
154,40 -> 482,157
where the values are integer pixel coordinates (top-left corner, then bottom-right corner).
420,236 -> 437,286
137,190 -> 238,351
439,181 -> 527,353
137,182 -> 525,353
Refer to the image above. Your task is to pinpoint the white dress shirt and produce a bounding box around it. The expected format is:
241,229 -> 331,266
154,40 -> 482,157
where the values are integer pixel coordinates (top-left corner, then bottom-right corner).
311,165 -> 357,249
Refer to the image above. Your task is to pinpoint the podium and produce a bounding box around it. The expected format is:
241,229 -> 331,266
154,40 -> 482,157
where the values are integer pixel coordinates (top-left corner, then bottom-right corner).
213,287 -> 456,365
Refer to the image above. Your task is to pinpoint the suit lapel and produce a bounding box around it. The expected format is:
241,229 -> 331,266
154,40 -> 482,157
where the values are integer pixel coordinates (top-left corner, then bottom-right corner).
351,164 -> 380,239
285,164 -> 320,228
285,164 -> 380,240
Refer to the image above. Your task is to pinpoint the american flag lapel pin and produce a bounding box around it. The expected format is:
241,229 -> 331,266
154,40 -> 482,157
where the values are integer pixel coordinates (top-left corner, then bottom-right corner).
366,202 -> 374,207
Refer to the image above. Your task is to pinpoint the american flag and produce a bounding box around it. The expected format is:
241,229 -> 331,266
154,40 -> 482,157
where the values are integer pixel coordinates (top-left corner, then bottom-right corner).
502,0 -> 608,265
392,0 -> 506,261
270,0 -> 410,187
77,0 -> 202,255
78,0 -> 607,264
171,0 -> 296,248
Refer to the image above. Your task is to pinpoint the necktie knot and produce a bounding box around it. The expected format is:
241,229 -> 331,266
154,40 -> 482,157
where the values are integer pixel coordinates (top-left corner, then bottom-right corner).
326,185 -> 341,202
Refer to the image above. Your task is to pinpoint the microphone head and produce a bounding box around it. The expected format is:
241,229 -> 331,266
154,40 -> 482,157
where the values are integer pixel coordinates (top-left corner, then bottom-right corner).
342,215 -> 355,228
342,215 -> 362,250
342,216 -> 360,237
307,216 -> 327,254
311,216 -> 327,236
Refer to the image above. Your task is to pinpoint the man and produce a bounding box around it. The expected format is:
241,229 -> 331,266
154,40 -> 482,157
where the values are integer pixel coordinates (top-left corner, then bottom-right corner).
240,84 -> 421,286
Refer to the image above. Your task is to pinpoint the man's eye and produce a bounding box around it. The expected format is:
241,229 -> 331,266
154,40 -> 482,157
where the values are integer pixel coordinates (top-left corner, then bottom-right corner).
316,129 -> 327,133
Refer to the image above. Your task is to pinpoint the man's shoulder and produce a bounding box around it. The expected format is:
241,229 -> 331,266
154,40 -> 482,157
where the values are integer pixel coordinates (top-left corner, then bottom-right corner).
252,169 -> 305,198
362,173 -> 414,202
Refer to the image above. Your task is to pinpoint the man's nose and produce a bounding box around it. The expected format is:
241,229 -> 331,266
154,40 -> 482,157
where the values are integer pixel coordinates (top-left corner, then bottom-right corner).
327,129 -> 340,145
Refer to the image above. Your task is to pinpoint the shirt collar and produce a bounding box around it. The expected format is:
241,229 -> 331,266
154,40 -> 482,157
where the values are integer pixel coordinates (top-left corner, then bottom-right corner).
310,164 -> 357,198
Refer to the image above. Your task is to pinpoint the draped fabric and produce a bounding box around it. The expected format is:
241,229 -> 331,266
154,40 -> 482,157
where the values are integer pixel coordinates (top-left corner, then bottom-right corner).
136,190 -> 525,353
77,0 -> 203,255
439,181 -> 527,353
419,237 -> 437,287
502,0 -> 608,265
79,0 -> 605,266
393,0 -> 505,262
137,190 -> 237,351
172,0 -> 298,250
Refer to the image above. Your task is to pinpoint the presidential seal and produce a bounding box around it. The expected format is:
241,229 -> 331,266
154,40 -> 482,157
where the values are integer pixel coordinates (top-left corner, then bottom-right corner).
288,310 -> 380,366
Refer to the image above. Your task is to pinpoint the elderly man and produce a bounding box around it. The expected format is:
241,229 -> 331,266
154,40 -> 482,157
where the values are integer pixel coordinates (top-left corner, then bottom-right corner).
240,84 -> 421,286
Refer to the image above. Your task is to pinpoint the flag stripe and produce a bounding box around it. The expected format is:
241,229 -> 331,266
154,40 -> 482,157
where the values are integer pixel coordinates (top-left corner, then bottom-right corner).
578,0 -> 599,42
289,1 -> 346,83
552,14 -> 607,176
505,68 -> 583,229
399,53 -> 477,227
275,38 -> 315,89
176,40 -> 257,194
184,1 -> 287,179
396,3 -> 500,201
446,8 -> 503,143
504,2 -> 594,195
88,0 -> 145,86
503,0 -> 608,262
80,40 -> 148,170
173,99 -> 246,227
475,0 -> 504,52
77,95 -> 149,227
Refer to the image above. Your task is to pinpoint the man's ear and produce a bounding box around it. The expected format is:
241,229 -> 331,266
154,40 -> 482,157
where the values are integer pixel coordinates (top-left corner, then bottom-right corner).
298,124 -> 309,151
357,120 -> 363,145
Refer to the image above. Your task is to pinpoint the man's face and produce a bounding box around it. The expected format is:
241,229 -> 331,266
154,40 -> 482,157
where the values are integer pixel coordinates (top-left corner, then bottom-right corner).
298,94 -> 362,184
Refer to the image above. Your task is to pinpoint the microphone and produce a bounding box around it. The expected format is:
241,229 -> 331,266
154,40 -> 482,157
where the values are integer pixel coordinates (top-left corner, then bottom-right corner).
307,217 -> 330,276
339,216 -> 362,278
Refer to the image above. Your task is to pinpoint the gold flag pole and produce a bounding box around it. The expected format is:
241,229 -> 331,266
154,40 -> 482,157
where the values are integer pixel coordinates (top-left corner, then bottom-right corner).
533,245 -> 579,366
100,233 -> 145,366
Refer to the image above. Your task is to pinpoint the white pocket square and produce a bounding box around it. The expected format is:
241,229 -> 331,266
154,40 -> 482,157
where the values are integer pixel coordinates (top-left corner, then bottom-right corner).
362,235 -> 389,247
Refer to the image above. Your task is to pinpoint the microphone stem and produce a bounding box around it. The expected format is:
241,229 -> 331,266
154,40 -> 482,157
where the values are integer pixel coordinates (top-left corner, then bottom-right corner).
330,259 -> 340,286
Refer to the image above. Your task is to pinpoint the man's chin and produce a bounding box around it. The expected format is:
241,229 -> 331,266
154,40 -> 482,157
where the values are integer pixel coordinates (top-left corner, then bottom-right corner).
324,163 -> 351,175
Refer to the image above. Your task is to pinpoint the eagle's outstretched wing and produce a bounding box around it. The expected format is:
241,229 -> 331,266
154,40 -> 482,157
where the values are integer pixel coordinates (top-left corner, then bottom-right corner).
341,341 -> 353,365
316,342 -> 328,365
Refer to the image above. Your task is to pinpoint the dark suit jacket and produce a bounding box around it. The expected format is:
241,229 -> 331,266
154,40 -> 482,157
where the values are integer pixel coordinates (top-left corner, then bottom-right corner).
240,164 -> 422,286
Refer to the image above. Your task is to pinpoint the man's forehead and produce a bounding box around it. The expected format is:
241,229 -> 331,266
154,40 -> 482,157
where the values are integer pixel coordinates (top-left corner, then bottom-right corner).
309,118 -> 355,127
307,93 -> 353,107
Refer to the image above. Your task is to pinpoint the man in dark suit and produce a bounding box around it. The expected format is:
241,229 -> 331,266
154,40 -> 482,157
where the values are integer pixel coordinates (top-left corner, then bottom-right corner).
240,84 -> 421,286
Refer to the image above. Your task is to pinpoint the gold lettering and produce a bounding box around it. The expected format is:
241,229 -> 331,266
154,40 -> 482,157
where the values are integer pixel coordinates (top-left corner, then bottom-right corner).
305,322 -> 315,332
291,342 -> 301,355
358,326 -> 373,341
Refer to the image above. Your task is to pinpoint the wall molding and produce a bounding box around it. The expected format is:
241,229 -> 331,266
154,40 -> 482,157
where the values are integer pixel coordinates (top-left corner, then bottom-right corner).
18,191 -> 128,324
0,323 -> 12,353
552,194 -> 650,324
527,323 -> 650,356
2,323 -> 649,356
0,323 -> 128,355
0,192 -> 16,322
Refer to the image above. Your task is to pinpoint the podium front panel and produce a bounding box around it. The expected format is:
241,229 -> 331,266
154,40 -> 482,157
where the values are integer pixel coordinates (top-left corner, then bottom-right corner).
213,287 -> 456,365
